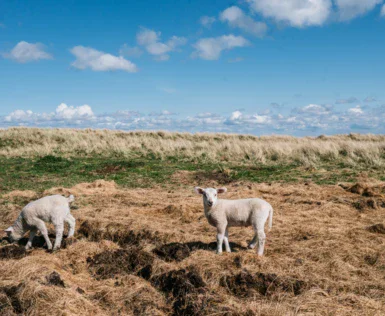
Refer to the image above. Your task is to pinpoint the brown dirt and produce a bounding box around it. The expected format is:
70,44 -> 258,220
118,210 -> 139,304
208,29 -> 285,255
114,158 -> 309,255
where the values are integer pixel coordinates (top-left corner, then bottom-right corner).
46,271 -> 65,287
0,283 -> 32,315
87,247 -> 154,280
0,245 -> 27,260
1,178 -> 385,315
220,270 -> 306,297
367,223 -> 385,234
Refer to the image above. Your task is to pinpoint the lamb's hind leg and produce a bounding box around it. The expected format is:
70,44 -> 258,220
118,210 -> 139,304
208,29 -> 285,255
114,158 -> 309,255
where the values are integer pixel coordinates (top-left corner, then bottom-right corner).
53,221 -> 64,250
65,214 -> 76,238
256,229 -> 266,256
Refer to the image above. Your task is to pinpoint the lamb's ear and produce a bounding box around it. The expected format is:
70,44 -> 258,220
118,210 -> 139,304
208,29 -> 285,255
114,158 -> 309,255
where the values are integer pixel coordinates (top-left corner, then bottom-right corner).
194,187 -> 205,195
217,187 -> 227,194
4,227 -> 14,233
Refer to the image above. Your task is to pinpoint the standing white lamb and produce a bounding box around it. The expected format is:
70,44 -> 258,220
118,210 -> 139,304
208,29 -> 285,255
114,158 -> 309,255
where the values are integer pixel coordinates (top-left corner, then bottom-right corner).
4,195 -> 76,250
195,187 -> 273,256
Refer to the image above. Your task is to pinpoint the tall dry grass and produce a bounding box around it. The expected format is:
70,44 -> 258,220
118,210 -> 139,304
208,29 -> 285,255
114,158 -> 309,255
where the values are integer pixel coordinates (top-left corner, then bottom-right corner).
1,128 -> 385,167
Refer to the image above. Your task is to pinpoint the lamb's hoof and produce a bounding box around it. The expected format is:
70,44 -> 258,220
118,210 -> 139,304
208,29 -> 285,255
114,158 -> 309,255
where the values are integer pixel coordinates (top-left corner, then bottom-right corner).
216,251 -> 223,255
248,244 -> 256,250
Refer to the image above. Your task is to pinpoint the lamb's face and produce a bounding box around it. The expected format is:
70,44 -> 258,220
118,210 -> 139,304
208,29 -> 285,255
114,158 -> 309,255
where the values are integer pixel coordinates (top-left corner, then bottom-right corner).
4,227 -> 22,242
195,187 -> 227,208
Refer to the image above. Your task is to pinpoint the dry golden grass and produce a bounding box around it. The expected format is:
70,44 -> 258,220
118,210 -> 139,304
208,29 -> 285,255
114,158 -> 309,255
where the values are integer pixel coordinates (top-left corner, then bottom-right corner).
1,127 -> 385,167
1,176 -> 385,315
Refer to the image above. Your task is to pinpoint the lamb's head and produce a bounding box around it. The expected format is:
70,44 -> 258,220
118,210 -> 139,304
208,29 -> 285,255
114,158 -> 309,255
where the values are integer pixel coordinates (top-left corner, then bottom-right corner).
4,226 -> 23,242
195,187 -> 227,207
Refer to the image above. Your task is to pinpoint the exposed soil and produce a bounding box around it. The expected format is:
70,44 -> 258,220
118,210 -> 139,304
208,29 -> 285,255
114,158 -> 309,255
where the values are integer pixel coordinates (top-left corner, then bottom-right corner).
220,270 -> 306,297
46,271 -> 65,287
87,247 -> 154,280
367,223 -> 385,234
0,245 -> 27,260
0,283 -> 32,314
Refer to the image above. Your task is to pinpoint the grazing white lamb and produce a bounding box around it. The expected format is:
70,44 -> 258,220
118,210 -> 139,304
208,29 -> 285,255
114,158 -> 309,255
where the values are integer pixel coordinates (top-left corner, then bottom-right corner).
195,187 -> 273,256
4,195 -> 76,250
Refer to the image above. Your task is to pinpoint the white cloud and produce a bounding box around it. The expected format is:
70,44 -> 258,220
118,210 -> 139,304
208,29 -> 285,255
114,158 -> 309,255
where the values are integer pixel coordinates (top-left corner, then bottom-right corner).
299,104 -> 332,115
119,45 -> 143,58
3,41 -> 52,63
247,0 -> 331,27
220,6 -> 267,37
193,35 -> 249,60
70,46 -> 137,72
230,110 -> 242,120
200,16 -> 216,28
5,110 -> 34,122
335,0 -> 383,21
348,105 -> 364,115
380,4 -> 385,16
4,103 -> 95,125
55,103 -> 94,120
136,28 -> 187,61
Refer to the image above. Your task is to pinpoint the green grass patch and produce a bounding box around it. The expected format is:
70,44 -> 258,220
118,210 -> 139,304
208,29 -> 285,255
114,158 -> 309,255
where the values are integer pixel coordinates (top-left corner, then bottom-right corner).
0,155 -> 381,194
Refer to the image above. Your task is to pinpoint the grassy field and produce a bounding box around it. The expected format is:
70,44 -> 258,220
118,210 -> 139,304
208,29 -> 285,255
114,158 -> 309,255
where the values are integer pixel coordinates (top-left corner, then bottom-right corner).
1,128 -> 385,193
1,128 -> 385,315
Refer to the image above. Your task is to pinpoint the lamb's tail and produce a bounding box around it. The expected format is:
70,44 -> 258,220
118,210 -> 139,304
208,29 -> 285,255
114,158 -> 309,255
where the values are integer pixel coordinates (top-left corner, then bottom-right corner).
67,195 -> 75,203
268,206 -> 273,231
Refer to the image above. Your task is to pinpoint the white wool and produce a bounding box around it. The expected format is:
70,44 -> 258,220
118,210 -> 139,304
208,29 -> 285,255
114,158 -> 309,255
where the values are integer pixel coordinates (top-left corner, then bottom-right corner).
5,195 -> 76,250
195,187 -> 273,256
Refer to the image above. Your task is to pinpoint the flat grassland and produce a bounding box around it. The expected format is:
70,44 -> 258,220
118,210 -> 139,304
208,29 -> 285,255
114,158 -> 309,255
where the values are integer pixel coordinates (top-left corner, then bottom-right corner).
0,128 -> 385,315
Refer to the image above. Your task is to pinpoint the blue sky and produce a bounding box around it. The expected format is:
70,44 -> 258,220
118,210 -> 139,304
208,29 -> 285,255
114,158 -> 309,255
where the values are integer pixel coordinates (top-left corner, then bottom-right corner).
1,0 -> 385,135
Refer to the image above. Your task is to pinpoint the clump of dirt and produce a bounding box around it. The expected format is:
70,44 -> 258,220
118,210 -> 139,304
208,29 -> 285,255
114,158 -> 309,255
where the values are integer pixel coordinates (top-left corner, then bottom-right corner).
46,271 -> 65,287
87,247 -> 154,280
152,267 -> 215,315
61,236 -> 78,249
77,220 -> 104,242
78,220 -> 168,247
352,198 -> 379,212
367,223 -> 385,234
234,255 -> 243,268
153,243 -> 191,262
0,283 -> 32,314
364,254 -> 379,266
349,183 -> 366,195
220,270 -> 306,297
0,245 -> 28,260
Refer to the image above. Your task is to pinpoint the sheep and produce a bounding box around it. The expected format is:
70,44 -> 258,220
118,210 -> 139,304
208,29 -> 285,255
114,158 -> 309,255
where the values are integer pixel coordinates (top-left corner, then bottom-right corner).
195,187 -> 273,256
4,194 -> 76,250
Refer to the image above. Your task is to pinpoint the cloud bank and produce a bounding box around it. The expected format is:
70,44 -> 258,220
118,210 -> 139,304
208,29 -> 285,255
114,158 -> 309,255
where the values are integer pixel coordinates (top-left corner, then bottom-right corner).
3,102 -> 385,135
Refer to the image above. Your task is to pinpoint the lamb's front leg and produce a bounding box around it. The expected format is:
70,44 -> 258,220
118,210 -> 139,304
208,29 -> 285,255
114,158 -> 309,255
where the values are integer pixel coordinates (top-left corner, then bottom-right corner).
25,228 -> 37,250
34,219 -> 52,250
53,222 -> 64,250
216,225 -> 226,254
224,228 -> 231,253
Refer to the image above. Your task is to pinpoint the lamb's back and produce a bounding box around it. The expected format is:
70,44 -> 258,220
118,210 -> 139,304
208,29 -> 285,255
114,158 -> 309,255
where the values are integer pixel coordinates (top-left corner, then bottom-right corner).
22,195 -> 69,222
